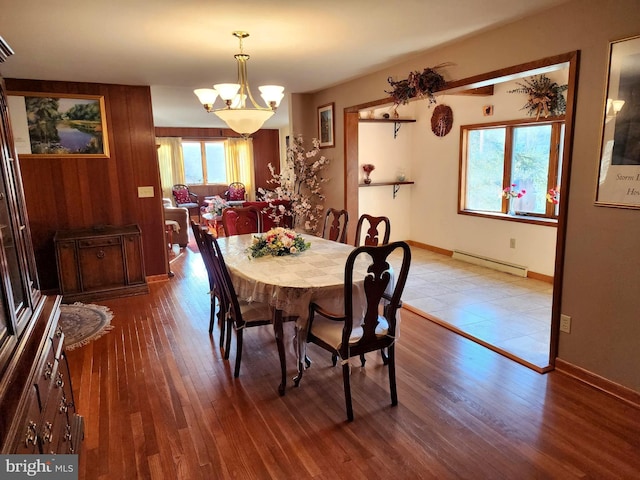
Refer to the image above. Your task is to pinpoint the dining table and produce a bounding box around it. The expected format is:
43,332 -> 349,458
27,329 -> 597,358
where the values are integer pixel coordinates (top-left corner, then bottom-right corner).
214,232 -> 370,395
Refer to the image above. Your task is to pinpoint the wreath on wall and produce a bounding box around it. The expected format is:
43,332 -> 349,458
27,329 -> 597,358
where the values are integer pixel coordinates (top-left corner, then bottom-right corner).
508,74 -> 568,120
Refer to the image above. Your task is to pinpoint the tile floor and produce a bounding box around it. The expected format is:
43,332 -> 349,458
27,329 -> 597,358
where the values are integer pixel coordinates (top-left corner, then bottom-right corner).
399,246 -> 554,369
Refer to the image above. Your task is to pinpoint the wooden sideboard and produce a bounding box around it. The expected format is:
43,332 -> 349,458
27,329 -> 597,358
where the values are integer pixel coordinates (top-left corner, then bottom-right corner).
54,224 -> 149,303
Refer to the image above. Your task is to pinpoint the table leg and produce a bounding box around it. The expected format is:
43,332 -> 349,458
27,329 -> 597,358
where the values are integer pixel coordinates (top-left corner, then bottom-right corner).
273,309 -> 287,396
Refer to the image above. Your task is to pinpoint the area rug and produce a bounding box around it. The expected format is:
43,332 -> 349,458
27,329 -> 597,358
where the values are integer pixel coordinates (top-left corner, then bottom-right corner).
59,302 -> 114,351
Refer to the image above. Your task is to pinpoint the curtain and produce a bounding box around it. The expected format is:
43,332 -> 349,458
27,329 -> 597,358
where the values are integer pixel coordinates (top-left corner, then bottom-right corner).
225,137 -> 255,201
156,137 -> 185,199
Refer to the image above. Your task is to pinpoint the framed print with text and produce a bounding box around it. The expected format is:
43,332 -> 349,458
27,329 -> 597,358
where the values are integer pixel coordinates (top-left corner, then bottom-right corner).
7,92 -> 110,158
595,35 -> 640,208
318,102 -> 335,148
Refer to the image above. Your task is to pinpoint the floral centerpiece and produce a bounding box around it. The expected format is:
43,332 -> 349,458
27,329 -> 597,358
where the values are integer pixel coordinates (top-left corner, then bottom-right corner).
258,135 -> 330,233
203,195 -> 228,216
502,184 -> 526,200
248,227 -> 311,258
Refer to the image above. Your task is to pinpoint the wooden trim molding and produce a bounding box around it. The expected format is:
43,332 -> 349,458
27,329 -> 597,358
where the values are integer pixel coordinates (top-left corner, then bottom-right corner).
555,358 -> 640,409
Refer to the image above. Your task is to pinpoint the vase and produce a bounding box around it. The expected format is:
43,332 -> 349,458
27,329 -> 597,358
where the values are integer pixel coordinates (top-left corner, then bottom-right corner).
364,177 -> 372,185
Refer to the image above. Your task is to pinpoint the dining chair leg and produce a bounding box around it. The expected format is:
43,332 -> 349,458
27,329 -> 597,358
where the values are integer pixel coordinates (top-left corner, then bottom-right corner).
293,359 -> 304,387
224,318 -> 232,360
380,347 -> 389,365
234,328 -> 244,378
360,353 -> 366,367
273,310 -> 287,396
388,345 -> 398,406
331,353 -> 338,366
208,296 -> 216,334
342,362 -> 354,422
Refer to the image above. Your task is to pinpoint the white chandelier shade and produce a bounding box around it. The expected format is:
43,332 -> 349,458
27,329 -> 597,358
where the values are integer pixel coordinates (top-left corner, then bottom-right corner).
194,32 -> 284,136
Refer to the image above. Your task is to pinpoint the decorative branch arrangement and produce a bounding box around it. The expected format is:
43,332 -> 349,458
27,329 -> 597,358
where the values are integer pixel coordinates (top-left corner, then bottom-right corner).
508,74 -> 568,120
385,64 -> 449,106
258,135 -> 330,233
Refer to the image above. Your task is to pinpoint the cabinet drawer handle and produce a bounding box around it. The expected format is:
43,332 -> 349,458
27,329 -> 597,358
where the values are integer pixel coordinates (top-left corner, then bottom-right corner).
24,421 -> 38,447
44,362 -> 53,380
42,422 -> 53,443
96,249 -> 105,259
59,395 -> 68,414
55,371 -> 65,388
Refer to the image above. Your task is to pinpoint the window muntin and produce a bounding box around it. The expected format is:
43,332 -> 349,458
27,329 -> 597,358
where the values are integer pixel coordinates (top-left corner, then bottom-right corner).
461,119 -> 563,220
181,140 -> 226,185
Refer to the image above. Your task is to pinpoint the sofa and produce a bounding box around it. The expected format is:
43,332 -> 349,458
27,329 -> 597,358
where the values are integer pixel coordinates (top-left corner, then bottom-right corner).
163,198 -> 189,247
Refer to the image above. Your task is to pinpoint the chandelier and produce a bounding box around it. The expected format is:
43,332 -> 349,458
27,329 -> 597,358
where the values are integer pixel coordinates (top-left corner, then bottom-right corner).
194,31 -> 284,136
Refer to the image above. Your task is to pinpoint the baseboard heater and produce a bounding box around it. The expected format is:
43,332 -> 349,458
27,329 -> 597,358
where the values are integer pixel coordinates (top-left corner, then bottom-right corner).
452,250 -> 528,278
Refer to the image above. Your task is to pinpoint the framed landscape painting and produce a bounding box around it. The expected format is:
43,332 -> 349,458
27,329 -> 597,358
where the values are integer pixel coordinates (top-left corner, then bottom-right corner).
318,102 -> 334,148
7,92 -> 110,158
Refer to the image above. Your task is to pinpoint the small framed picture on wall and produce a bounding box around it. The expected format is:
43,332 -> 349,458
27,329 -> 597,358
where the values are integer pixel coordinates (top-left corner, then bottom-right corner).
318,102 -> 335,148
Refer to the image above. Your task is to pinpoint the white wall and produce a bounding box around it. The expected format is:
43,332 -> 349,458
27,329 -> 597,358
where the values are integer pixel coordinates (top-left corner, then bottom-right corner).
358,70 -> 567,276
358,106 -> 414,242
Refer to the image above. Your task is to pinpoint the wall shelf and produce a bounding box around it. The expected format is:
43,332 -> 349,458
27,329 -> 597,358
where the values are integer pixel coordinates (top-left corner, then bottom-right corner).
359,118 -> 416,138
359,181 -> 415,199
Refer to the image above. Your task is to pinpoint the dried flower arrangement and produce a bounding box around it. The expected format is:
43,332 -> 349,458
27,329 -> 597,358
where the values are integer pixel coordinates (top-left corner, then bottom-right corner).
385,64 -> 448,106
508,74 -> 568,120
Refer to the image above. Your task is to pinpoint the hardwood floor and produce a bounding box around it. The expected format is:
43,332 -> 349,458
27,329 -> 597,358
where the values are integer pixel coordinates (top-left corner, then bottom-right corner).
65,244 -> 640,479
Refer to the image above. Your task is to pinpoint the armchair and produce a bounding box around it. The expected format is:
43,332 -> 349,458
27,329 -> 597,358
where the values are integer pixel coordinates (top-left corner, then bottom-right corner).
172,184 -> 200,220
163,198 -> 189,247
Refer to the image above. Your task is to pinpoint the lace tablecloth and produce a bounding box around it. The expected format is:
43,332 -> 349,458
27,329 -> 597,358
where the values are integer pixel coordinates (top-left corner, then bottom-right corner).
214,233 -> 368,329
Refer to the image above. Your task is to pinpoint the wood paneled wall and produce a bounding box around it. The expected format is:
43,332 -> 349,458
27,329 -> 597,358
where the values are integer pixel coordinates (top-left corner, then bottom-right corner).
154,127 -> 281,194
5,79 -> 166,291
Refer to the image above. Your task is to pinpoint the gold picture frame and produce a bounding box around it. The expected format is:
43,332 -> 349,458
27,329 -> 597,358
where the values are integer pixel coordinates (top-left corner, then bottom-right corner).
7,92 -> 110,158
318,102 -> 335,148
595,34 -> 640,208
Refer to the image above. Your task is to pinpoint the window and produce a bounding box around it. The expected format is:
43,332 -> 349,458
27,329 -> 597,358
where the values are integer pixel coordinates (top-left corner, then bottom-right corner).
460,118 -> 563,220
181,140 -> 226,184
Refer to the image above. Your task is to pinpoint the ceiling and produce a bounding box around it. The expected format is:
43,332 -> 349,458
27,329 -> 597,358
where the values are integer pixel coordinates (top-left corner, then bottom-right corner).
0,0 -> 570,130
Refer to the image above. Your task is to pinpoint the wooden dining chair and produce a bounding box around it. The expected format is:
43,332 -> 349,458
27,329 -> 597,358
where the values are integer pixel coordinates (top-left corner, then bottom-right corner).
296,241 -> 411,421
222,206 -> 262,236
190,221 -> 226,346
208,234 -> 274,378
322,208 -> 349,243
354,214 -> 391,246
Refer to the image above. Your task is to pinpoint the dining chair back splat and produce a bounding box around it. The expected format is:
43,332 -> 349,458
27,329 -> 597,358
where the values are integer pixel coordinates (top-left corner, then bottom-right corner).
190,221 -> 226,346
208,234 -> 273,378
322,208 -> 349,244
222,206 -> 263,236
297,241 -> 411,421
354,214 -> 390,247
